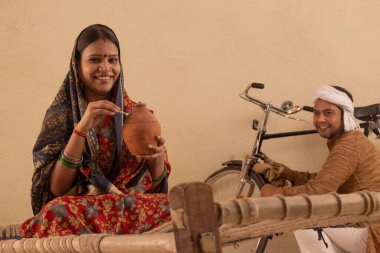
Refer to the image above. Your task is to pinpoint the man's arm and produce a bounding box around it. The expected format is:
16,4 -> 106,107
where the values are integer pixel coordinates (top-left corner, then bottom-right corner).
279,138 -> 359,196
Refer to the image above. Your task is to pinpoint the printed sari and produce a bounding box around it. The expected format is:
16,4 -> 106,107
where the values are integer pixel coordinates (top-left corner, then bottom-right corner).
21,114 -> 171,237
20,26 -> 171,238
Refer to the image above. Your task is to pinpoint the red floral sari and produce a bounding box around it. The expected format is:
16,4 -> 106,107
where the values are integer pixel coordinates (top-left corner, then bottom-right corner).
22,25 -> 171,238
21,116 -> 171,238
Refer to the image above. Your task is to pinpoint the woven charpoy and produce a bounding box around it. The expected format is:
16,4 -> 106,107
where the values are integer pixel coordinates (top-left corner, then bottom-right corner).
13,239 -> 27,253
48,236 -> 67,253
219,214 -> 380,245
145,221 -> 173,234
0,190 -> 380,252
41,237 -> 55,252
78,234 -> 108,253
0,224 -> 20,238
41,235 -> 78,253
214,191 -> 380,244
22,238 -> 39,253
59,235 -> 77,253
0,240 -> 17,253
143,214 -> 380,246
0,234 -> 108,253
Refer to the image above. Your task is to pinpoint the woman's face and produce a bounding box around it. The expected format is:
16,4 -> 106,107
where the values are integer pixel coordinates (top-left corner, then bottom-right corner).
78,38 -> 121,102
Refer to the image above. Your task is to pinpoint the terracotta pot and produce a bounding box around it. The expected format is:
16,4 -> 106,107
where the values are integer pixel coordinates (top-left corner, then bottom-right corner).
122,103 -> 161,155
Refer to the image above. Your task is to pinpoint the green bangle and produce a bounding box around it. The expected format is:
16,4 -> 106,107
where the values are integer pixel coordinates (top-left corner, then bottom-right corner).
59,153 -> 80,169
152,166 -> 167,182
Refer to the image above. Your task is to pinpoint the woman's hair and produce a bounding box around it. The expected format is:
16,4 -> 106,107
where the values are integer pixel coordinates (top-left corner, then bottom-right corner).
331,85 -> 354,102
75,24 -> 120,61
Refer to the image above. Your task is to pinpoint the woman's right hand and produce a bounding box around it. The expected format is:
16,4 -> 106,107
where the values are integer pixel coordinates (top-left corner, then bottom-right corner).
50,100 -> 120,196
76,100 -> 120,133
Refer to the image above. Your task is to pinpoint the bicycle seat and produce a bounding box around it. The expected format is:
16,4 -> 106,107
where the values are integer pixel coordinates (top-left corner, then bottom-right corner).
354,103 -> 380,121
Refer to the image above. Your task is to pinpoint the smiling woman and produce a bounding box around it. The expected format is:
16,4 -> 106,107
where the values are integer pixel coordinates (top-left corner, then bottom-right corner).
78,39 -> 121,102
19,24 -> 171,238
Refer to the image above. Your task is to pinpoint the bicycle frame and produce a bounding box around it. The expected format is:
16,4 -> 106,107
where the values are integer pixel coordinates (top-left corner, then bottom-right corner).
235,83 -> 317,198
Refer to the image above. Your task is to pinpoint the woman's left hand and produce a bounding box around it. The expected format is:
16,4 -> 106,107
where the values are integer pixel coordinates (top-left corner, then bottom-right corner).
136,136 -> 166,179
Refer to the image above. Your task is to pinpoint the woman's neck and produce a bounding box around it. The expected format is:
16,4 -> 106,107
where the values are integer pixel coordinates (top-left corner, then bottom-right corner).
84,91 -> 112,102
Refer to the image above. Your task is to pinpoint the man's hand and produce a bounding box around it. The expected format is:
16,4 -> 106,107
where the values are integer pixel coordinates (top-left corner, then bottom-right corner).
260,184 -> 281,197
271,162 -> 298,183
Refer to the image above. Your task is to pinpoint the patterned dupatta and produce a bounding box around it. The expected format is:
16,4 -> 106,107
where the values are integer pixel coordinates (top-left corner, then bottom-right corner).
31,31 -> 129,215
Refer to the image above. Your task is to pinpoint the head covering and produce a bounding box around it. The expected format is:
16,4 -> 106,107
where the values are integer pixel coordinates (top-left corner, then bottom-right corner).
312,85 -> 359,132
31,25 -> 130,214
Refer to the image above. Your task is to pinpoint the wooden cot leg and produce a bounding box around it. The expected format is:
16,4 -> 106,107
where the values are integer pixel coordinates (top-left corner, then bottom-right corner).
169,182 -> 222,253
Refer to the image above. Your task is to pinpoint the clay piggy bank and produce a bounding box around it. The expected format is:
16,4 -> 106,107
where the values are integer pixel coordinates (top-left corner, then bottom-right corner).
122,103 -> 161,155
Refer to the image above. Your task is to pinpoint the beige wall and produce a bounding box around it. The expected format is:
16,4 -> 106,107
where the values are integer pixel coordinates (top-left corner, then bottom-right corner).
1,0 -> 380,234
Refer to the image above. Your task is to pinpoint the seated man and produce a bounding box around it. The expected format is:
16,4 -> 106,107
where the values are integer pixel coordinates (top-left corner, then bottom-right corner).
261,85 -> 380,253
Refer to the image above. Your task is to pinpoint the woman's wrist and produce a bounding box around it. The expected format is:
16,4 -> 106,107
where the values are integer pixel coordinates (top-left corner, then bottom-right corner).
63,151 -> 82,163
59,127 -> 87,169
152,166 -> 167,182
73,128 -> 87,138
59,152 -> 82,169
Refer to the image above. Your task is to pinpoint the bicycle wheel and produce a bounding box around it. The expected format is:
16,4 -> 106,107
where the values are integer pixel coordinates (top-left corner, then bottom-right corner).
205,163 -> 265,202
205,163 -> 269,253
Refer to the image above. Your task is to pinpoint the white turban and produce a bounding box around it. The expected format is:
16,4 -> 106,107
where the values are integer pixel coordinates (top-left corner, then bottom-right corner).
312,86 -> 359,132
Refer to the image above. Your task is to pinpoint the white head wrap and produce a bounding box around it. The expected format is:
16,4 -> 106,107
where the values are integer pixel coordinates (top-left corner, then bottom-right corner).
313,85 -> 359,132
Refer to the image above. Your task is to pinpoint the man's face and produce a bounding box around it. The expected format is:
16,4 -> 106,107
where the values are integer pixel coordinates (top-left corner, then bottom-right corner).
313,99 -> 344,139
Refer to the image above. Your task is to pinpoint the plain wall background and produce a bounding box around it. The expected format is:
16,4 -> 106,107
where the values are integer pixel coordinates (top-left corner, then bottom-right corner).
1,1 -> 380,243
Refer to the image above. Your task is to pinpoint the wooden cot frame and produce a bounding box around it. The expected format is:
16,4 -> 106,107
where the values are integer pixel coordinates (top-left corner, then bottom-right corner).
1,181 -> 380,253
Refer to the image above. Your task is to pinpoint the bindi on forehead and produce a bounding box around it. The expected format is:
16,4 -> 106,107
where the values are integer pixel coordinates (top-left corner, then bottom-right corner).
102,54 -> 118,58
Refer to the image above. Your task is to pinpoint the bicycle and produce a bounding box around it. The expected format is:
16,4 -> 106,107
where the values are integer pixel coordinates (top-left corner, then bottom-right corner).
205,83 -> 380,253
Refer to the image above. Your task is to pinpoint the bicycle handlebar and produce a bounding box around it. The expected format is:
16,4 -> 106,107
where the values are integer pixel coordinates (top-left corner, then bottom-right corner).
240,83 -> 310,118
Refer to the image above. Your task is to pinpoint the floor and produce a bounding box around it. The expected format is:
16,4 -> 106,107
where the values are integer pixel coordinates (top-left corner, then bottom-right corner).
222,232 -> 301,253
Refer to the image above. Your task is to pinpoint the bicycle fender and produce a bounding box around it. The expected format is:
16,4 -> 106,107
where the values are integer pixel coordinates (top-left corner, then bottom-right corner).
221,160 -> 242,166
